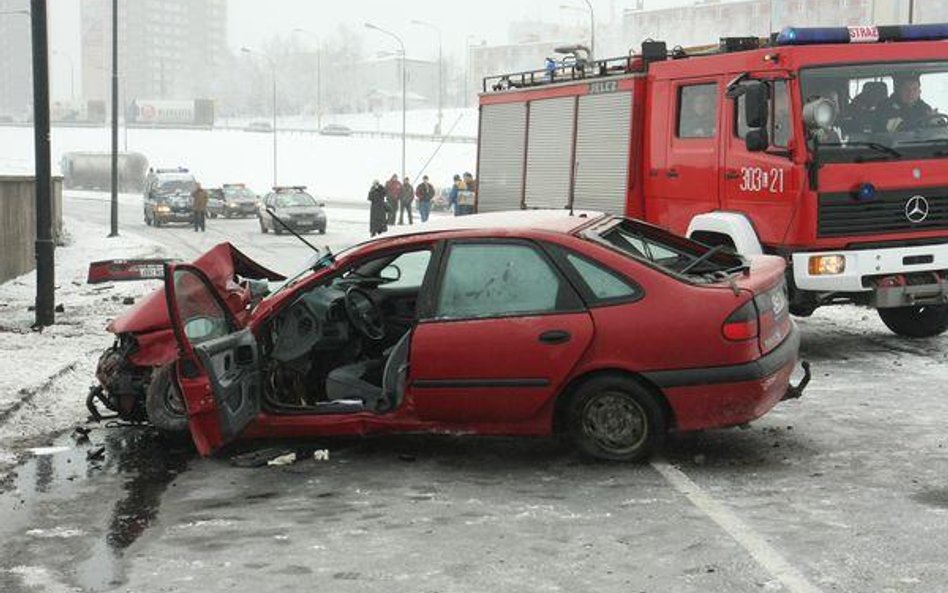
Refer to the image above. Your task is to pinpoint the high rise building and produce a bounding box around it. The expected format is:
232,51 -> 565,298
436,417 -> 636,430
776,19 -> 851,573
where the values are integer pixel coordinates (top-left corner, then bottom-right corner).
81,0 -> 227,104
0,0 -> 31,118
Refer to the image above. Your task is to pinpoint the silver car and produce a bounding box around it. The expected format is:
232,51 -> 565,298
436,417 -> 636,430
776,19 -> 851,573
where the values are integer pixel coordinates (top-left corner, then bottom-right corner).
258,186 -> 327,235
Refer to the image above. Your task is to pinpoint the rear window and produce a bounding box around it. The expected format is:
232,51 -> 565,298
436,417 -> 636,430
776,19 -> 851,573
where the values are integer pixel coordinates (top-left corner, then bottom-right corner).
273,193 -> 316,208
585,218 -> 745,279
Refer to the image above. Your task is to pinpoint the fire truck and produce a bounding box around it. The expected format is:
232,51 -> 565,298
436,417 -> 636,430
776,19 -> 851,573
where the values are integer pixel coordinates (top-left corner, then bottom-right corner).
475,24 -> 948,338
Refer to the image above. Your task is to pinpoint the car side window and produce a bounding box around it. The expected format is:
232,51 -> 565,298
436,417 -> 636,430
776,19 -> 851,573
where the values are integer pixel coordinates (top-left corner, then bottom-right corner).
380,250 -> 432,290
435,242 -> 580,320
678,83 -> 718,139
564,252 -> 641,303
172,268 -> 232,346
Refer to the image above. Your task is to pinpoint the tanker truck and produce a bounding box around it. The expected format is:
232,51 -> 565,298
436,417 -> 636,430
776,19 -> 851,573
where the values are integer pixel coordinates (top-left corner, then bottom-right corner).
60,152 -> 149,193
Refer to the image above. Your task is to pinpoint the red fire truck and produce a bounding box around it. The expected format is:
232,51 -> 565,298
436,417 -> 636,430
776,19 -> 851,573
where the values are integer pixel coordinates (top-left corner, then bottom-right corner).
475,25 -> 948,338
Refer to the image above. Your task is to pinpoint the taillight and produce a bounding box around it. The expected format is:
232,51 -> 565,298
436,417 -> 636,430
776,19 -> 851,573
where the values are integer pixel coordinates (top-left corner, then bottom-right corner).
722,301 -> 759,341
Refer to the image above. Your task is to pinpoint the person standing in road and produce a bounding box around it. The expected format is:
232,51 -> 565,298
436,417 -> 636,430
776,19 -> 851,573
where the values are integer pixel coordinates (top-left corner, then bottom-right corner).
192,182 -> 208,232
398,176 -> 414,225
384,174 -> 401,226
415,175 -> 435,223
448,174 -> 462,215
368,180 -> 388,237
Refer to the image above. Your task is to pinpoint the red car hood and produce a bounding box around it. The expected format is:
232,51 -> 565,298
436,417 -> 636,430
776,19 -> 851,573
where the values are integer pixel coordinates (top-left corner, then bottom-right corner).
107,243 -> 285,334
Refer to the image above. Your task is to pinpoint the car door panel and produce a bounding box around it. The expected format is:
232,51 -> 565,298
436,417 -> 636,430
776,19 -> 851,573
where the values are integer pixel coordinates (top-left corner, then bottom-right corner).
193,328 -> 261,443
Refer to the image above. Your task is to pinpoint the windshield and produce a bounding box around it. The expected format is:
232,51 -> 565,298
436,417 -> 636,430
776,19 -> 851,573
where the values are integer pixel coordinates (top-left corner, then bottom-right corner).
156,179 -> 195,194
273,193 -> 316,208
800,61 -> 948,163
224,187 -> 256,201
586,219 -> 745,278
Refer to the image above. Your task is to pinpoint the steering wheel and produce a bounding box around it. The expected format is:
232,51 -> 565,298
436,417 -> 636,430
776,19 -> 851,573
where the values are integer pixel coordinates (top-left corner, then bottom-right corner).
344,287 -> 385,341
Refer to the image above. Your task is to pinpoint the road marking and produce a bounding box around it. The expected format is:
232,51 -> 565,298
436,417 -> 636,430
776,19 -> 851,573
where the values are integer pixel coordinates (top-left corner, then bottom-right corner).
651,458 -> 825,593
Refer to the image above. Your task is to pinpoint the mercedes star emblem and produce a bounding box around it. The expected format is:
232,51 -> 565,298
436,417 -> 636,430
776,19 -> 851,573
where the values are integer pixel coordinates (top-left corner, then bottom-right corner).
905,195 -> 930,224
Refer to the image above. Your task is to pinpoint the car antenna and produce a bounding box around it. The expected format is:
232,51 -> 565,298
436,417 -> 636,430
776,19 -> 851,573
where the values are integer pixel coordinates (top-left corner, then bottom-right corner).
266,207 -> 321,254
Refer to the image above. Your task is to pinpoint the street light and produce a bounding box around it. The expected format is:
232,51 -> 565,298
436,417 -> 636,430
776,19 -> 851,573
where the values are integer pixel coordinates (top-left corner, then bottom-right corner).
365,22 -> 406,180
560,0 -> 595,60
411,19 -> 443,136
241,46 -> 278,187
292,28 -> 323,130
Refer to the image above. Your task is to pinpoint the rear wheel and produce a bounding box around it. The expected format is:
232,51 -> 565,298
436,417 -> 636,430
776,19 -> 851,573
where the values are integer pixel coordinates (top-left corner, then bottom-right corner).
145,364 -> 188,433
878,305 -> 948,338
274,224 -> 283,235
566,375 -> 665,462
318,225 -> 326,235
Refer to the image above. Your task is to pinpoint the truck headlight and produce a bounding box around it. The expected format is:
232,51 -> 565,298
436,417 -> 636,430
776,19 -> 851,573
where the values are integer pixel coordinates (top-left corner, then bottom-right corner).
808,255 -> 846,275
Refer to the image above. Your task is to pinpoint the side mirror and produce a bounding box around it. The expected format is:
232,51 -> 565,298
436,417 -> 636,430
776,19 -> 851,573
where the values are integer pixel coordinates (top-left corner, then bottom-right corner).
746,128 -> 769,152
380,264 -> 401,282
744,82 -> 770,129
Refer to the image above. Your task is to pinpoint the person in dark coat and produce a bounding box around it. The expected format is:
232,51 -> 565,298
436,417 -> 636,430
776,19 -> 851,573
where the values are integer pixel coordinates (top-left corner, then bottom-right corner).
398,176 -> 414,225
415,175 -> 435,222
367,180 -> 388,237
191,182 -> 208,232
384,174 -> 401,226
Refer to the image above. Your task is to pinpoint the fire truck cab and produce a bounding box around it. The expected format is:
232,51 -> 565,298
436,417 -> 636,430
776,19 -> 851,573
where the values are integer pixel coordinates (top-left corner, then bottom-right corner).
476,24 -> 948,338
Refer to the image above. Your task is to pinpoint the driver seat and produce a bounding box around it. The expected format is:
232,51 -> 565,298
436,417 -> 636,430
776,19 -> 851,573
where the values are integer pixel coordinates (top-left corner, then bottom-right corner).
324,331 -> 411,412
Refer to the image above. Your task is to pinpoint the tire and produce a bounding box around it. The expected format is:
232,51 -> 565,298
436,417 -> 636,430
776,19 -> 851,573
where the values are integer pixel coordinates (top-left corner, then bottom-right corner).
274,224 -> 283,235
259,217 -> 268,233
566,375 -> 665,462
144,210 -> 151,226
318,226 -> 326,235
145,364 -> 189,433
878,305 -> 948,338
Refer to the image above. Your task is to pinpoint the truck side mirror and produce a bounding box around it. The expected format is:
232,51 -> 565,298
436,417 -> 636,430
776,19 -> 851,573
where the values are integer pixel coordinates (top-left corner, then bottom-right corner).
746,128 -> 769,152
744,82 -> 769,129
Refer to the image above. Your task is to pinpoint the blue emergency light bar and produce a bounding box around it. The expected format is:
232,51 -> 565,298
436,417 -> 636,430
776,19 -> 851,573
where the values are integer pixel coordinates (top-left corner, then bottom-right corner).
776,23 -> 948,46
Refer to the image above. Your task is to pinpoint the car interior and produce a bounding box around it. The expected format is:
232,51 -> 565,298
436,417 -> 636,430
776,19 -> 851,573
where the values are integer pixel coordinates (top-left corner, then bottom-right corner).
257,247 -> 433,415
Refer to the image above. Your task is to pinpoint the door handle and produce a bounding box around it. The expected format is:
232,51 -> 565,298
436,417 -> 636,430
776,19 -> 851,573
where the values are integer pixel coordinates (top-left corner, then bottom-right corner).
725,170 -> 740,180
666,169 -> 679,179
539,330 -> 571,344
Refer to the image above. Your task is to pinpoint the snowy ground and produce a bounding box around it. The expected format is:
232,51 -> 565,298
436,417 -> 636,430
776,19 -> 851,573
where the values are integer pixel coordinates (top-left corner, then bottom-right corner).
0,110 -> 478,202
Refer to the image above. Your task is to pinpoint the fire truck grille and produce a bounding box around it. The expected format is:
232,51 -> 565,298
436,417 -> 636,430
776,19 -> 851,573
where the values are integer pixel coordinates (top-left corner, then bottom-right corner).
818,189 -> 948,238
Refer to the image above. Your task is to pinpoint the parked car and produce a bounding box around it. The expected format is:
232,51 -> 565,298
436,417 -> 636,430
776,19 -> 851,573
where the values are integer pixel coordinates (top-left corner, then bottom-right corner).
319,123 -> 352,136
89,211 -> 807,460
244,120 -> 272,133
206,188 -> 225,218
143,167 -> 197,227
221,183 -> 259,218
258,186 -> 327,234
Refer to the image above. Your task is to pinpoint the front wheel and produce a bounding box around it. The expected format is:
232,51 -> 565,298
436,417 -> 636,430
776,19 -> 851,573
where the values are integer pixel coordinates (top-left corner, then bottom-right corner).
145,364 -> 188,433
566,375 -> 665,462
878,305 -> 948,338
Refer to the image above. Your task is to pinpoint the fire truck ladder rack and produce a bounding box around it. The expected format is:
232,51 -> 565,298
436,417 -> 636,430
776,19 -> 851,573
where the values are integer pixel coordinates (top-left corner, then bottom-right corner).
482,55 -> 640,93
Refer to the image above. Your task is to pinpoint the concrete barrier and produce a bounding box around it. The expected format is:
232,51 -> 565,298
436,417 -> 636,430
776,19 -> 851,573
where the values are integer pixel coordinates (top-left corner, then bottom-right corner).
0,176 -> 63,284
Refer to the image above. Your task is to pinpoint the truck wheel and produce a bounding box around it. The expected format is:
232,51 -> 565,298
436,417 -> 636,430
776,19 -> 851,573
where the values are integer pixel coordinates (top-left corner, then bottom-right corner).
144,210 -> 151,226
145,364 -> 188,433
566,375 -> 665,462
259,217 -> 268,233
878,305 -> 948,338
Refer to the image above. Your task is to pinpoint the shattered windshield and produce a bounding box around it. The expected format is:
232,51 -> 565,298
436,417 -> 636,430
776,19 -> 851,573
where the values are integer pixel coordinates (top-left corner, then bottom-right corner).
800,61 -> 948,162
587,219 -> 746,278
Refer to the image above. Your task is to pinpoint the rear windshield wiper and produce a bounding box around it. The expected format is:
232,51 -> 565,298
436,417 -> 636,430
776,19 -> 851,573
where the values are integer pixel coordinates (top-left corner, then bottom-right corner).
679,244 -> 724,275
821,141 -> 902,160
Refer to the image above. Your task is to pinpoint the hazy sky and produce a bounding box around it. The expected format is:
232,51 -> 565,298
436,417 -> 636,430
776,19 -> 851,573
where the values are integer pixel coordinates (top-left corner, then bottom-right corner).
42,0 -> 697,100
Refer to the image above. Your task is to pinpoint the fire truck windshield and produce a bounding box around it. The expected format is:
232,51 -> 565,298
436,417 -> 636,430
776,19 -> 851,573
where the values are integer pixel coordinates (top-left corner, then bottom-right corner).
800,61 -> 948,162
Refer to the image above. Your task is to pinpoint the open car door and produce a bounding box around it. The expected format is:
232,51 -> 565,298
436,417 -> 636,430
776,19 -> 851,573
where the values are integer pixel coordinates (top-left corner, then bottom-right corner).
164,263 -> 261,456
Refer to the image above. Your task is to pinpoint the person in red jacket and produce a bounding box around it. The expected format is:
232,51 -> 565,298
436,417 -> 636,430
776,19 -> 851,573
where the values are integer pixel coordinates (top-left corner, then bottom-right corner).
384,174 -> 401,226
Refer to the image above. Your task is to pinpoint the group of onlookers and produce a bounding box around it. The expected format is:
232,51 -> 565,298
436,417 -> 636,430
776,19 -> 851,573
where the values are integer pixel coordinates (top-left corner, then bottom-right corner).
367,172 -> 475,237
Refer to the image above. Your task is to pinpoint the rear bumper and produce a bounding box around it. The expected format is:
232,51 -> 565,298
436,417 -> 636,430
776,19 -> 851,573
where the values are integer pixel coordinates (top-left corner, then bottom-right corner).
645,325 -> 804,432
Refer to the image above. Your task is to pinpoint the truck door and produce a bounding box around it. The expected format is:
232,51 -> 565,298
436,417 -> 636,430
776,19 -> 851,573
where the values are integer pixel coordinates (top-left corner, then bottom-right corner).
723,78 -> 800,246
653,78 -> 723,235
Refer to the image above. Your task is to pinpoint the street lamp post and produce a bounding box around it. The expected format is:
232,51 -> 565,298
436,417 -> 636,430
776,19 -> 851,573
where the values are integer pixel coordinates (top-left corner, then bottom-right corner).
560,0 -> 595,60
242,47 -> 278,187
365,23 -> 406,180
109,0 -> 118,237
292,28 -> 322,130
411,19 -> 442,136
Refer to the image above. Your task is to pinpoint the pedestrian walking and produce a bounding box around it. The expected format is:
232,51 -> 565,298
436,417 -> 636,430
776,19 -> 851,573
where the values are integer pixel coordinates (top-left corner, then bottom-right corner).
384,174 -> 401,226
398,176 -> 414,225
415,175 -> 435,223
448,174 -> 462,215
367,180 -> 388,237
191,182 -> 208,232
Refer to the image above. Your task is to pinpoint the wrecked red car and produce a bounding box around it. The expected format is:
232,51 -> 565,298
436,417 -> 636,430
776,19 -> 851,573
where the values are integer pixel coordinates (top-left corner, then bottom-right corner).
95,212 -> 808,461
